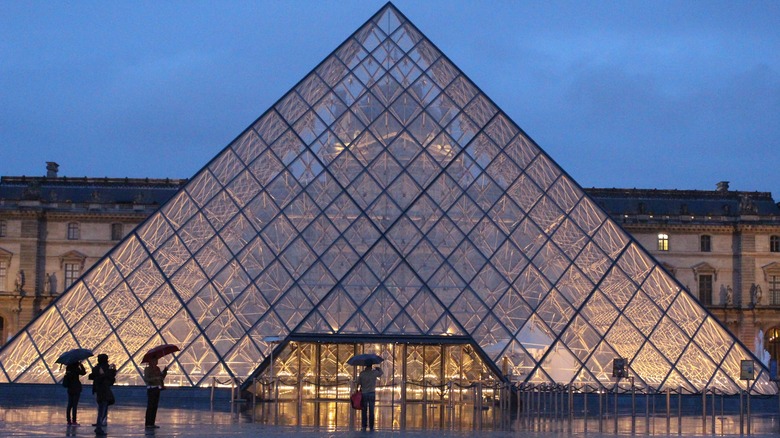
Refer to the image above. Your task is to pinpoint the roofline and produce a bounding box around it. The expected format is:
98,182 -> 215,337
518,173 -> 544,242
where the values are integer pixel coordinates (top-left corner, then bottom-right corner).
0,176 -> 188,187
584,187 -> 775,201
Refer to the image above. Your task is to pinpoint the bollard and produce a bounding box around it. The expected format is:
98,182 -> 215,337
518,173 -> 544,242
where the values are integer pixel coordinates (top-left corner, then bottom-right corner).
449,381 -> 455,429
274,376 -> 279,424
631,378 -> 636,433
645,389 -> 650,434
677,387 -> 682,435
666,387 -> 671,435
476,382 -> 483,430
614,383 -> 619,435
702,389 -> 706,434
711,390 -> 715,434
599,389 -> 603,433
583,390 -> 588,433
740,389 -> 744,435
747,385 -> 751,435
536,386 -> 541,418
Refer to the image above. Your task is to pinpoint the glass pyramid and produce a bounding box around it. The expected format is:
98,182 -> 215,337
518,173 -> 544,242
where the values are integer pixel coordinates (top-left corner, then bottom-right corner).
0,3 -> 773,395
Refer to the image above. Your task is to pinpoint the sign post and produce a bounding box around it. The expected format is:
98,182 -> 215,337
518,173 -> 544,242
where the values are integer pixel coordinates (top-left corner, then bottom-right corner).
612,358 -> 628,433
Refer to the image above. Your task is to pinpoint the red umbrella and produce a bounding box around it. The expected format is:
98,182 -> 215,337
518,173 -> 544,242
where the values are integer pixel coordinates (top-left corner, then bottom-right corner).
141,344 -> 180,364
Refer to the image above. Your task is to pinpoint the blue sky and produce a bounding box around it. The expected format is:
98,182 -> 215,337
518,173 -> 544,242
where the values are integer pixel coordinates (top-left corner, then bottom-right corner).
2,1 -> 779,195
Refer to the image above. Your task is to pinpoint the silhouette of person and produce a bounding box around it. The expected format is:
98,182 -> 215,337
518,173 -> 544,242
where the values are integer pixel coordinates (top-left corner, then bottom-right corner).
143,357 -> 168,429
88,354 -> 116,436
64,361 -> 86,425
357,364 -> 383,431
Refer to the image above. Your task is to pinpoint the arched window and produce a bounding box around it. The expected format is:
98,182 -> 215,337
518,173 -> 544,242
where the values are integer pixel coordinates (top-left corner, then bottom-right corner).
767,328 -> 780,378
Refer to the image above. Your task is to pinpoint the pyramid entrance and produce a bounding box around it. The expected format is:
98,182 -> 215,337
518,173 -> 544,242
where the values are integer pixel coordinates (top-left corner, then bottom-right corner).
252,336 -> 502,429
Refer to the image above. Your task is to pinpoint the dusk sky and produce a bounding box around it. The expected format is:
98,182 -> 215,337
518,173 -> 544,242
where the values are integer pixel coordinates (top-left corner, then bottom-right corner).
2,1 -> 779,195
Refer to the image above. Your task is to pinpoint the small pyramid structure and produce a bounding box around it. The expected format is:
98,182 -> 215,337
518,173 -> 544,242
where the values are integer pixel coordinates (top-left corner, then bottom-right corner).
0,3 -> 773,395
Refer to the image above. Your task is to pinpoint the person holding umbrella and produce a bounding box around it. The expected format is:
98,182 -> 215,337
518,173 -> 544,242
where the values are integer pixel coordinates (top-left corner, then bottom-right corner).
356,361 -> 383,431
141,344 -> 178,430
63,360 -> 86,425
142,356 -> 168,429
56,348 -> 93,427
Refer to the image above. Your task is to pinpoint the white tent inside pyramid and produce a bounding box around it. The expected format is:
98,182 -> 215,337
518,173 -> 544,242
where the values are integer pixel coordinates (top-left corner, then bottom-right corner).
0,2 -> 774,396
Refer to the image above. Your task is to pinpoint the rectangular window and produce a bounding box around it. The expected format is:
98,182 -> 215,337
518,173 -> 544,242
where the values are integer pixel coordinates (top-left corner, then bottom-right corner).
67,223 -> 80,240
772,236 -> 780,253
64,263 -> 81,289
657,233 -> 669,251
0,220 -> 6,237
0,259 -> 6,291
111,223 -> 123,241
699,274 -> 713,305
771,275 -> 780,305
700,235 -> 711,252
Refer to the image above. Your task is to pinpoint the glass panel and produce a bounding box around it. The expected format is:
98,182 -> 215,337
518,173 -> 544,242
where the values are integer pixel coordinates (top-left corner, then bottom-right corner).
230,126 -> 267,166
449,289 -> 488,334
469,217 -> 505,260
470,264 -> 509,308
649,315 -> 688,365
541,341 -> 579,384
185,169 -> 222,209
556,266 -> 593,308
486,152 -> 521,191
581,290 -> 618,336
536,289 -> 575,336
136,212 -> 174,253
604,317 -> 645,366
208,148 -> 245,186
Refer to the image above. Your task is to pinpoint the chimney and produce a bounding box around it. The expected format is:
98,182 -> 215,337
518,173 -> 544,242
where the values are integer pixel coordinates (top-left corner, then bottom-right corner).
716,181 -> 729,193
46,162 -> 59,178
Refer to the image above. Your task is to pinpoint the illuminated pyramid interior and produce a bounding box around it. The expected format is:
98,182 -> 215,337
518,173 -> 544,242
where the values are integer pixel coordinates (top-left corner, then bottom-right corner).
0,2 -> 773,395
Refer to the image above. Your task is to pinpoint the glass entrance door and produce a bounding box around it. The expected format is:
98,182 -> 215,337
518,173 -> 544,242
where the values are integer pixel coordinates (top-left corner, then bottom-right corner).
251,340 -> 501,430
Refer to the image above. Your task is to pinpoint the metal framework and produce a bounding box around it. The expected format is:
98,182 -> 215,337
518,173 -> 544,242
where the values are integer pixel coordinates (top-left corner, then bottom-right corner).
0,3 -> 774,395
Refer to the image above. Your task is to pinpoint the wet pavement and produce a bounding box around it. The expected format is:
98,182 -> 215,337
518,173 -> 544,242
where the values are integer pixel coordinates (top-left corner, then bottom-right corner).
2,385 -> 780,437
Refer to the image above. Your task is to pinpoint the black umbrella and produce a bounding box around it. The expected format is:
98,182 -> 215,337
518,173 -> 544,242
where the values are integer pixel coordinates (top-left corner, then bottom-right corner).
56,348 -> 93,365
347,353 -> 383,366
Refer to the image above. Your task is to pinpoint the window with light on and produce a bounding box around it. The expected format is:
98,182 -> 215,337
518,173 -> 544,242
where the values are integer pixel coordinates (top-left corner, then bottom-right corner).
658,233 -> 669,251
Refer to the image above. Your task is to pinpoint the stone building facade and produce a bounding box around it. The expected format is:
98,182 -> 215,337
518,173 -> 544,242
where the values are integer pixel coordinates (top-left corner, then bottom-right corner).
2,166 -> 779,371
0,163 -> 185,344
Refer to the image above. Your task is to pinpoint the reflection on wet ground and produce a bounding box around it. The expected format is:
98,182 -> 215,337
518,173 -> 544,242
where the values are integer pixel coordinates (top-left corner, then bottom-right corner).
2,385 -> 780,437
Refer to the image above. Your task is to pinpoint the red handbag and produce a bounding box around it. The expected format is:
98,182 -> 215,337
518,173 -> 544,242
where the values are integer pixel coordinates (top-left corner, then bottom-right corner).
350,390 -> 363,410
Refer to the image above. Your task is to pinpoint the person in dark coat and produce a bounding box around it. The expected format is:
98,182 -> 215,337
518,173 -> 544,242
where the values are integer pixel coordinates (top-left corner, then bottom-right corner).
88,354 -> 116,436
64,361 -> 87,425
143,357 -> 168,429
